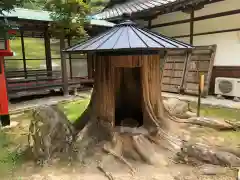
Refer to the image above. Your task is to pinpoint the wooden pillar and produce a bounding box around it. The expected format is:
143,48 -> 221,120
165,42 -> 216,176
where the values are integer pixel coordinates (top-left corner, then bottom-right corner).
67,36 -> 73,79
148,19 -> 152,29
87,53 -> 94,79
60,36 -> 69,96
44,27 -> 52,77
20,29 -> 27,79
190,8 -> 194,45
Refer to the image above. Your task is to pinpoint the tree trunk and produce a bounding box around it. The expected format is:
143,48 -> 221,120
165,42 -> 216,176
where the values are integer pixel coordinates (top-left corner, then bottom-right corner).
73,54 -> 180,166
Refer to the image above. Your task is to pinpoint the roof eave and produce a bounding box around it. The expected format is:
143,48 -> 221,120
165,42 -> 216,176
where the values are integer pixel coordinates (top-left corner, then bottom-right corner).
63,47 -> 193,54
94,0 -> 221,21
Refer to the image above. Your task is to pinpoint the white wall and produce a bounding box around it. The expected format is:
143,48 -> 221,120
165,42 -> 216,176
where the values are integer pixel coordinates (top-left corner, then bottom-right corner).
152,11 -> 190,25
194,31 -> 240,66
194,0 -> 240,17
151,11 -> 190,37
148,0 -> 240,66
194,14 -> 240,34
153,23 -> 190,37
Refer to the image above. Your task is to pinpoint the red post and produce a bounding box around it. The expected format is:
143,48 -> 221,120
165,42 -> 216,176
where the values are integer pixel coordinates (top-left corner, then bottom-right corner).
0,56 -> 10,126
0,25 -> 17,126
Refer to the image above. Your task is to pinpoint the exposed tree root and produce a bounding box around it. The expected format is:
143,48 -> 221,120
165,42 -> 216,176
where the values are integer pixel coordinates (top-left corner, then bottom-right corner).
102,145 -> 136,174
216,146 -> 240,158
164,98 -> 240,131
97,164 -> 115,180
186,117 -> 238,130
179,142 -> 240,167
28,103 -> 240,172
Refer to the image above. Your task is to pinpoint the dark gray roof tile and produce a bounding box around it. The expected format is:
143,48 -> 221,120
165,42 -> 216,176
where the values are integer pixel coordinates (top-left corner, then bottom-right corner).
93,0 -> 178,20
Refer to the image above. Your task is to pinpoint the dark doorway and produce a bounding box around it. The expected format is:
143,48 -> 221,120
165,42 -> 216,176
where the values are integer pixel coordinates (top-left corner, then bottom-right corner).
115,67 -> 143,127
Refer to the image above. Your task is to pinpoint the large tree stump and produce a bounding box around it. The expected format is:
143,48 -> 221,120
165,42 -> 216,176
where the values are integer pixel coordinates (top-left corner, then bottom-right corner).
29,53 -> 240,179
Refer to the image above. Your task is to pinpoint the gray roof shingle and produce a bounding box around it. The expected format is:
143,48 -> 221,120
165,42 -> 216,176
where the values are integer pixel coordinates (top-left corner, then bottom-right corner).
92,0 -> 179,20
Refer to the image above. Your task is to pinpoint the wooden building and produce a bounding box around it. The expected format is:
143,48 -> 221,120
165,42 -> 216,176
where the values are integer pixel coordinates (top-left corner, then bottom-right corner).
93,0 -> 240,94
1,8 -> 114,98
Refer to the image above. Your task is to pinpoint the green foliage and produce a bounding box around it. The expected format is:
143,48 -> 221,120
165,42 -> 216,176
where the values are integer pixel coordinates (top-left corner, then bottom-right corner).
44,0 -> 89,38
0,0 -> 23,15
20,0 -> 47,10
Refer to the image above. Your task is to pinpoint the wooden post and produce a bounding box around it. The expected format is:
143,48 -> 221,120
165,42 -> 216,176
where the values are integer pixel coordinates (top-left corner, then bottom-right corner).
148,19 -> 152,29
197,74 -> 204,117
190,8 -> 194,45
87,53 -> 94,79
60,36 -> 69,96
44,27 -> 52,77
20,29 -> 27,79
67,36 -> 73,79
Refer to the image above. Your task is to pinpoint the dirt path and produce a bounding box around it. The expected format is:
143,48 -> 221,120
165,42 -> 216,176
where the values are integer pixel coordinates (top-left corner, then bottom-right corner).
9,90 -> 91,114
162,92 -> 240,109
8,163 -> 237,180
7,163 -> 186,180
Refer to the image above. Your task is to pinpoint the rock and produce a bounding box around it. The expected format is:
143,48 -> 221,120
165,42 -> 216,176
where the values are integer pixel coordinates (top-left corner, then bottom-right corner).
216,94 -> 224,99
164,98 -> 189,116
233,97 -> 240,102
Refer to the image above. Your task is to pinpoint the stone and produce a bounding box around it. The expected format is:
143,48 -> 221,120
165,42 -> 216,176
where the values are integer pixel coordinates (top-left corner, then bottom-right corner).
164,98 -> 189,116
216,94 -> 224,99
233,97 -> 240,102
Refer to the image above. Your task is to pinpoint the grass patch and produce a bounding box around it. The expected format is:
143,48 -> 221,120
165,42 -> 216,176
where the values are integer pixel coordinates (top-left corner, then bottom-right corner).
58,99 -> 90,122
6,38 -> 61,70
0,131 -> 23,177
189,102 -> 240,148
190,102 -> 240,121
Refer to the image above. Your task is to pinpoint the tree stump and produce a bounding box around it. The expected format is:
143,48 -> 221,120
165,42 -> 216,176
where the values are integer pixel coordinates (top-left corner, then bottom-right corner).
29,54 -> 240,179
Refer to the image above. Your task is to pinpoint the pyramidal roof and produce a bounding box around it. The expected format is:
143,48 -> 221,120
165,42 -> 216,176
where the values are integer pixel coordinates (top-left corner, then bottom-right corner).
65,20 -> 192,53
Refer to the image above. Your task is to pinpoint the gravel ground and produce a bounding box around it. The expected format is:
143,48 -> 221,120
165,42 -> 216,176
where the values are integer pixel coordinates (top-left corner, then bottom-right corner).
162,92 -> 240,109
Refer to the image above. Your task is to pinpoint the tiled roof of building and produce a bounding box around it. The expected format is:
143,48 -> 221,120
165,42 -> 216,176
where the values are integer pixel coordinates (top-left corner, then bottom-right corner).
1,8 -> 115,27
92,0 -> 179,20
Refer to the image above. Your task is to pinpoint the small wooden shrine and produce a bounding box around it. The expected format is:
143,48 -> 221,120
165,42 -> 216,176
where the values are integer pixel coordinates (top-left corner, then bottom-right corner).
65,18 -> 192,129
